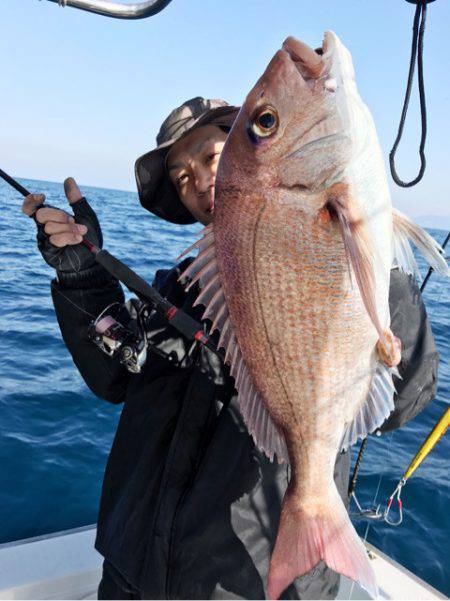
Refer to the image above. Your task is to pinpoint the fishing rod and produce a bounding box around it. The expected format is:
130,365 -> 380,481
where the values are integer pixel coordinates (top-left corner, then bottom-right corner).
1,167 -> 217,356
0,168 -> 31,197
40,0 -> 173,20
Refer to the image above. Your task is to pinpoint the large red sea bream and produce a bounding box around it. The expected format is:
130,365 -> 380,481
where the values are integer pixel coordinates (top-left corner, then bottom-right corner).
178,31 -> 449,598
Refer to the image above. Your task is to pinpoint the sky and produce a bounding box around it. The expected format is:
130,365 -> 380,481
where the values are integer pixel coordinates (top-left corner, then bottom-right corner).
1,0 -> 449,226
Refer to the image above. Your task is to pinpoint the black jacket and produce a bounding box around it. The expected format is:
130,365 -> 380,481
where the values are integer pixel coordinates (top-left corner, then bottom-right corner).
50,258 -> 438,600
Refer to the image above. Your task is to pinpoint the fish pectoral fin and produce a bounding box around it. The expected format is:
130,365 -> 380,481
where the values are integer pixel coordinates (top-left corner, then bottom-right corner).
178,223 -> 289,464
340,362 -> 397,452
392,208 -> 450,279
327,184 -> 385,343
267,487 -> 378,600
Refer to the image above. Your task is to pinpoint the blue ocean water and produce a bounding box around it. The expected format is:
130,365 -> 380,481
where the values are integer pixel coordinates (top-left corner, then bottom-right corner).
0,177 -> 448,595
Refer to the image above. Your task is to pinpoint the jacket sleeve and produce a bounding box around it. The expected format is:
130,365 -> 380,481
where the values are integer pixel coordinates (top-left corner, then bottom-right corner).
51,263 -> 130,404
51,257 -> 202,403
380,268 -> 439,432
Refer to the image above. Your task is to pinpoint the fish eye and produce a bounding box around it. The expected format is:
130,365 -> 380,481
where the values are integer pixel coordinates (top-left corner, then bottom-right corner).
250,106 -> 279,138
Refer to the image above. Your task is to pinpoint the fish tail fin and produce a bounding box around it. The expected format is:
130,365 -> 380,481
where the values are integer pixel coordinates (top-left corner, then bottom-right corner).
392,208 -> 450,278
267,486 -> 377,600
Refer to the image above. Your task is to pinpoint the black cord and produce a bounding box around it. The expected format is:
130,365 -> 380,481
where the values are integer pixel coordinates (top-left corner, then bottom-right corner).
348,437 -> 368,497
420,230 -> 450,292
389,0 -> 430,188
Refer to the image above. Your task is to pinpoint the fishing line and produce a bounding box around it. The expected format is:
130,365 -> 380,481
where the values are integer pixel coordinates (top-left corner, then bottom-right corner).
347,432 -> 394,600
370,431 -> 395,518
363,433 -> 395,575
347,518 -> 372,600
51,286 -> 97,319
352,432 -> 395,533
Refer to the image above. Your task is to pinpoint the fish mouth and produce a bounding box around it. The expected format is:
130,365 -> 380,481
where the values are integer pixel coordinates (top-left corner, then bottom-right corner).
282,37 -> 325,79
281,31 -> 336,81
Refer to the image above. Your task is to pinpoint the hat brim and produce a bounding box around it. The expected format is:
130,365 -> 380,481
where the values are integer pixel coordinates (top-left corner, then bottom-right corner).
135,105 -> 240,225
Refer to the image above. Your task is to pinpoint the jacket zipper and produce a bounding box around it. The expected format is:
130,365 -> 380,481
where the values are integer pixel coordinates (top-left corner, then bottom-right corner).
165,395 -> 231,599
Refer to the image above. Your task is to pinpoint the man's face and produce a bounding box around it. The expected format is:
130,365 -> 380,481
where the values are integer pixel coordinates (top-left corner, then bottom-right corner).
166,124 -> 228,225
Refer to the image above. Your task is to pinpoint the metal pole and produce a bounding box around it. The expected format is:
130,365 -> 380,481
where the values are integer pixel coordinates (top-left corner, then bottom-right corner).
41,0 -> 173,20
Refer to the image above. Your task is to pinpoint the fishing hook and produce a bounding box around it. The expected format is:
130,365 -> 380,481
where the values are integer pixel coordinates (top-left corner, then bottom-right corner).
349,491 -> 384,521
383,479 -> 405,526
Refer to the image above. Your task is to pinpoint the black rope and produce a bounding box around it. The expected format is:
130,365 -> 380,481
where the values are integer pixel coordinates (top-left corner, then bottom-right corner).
389,0 -> 433,188
348,437 -> 368,497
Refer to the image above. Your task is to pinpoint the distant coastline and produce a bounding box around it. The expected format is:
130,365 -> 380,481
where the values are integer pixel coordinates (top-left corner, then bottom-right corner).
14,176 -> 138,197
414,214 -> 450,231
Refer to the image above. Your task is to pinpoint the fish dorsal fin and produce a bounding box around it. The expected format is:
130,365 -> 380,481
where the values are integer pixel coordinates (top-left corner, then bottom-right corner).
392,208 -> 450,279
177,224 -> 289,464
340,362 -> 397,452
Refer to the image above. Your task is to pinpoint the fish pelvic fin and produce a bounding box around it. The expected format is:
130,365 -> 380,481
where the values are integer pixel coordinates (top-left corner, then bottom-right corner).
392,208 -> 450,279
326,184 -> 386,345
267,486 -> 378,600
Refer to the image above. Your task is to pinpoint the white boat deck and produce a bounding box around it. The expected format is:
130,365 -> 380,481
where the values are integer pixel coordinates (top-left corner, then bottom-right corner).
0,526 -> 101,600
0,525 -> 445,600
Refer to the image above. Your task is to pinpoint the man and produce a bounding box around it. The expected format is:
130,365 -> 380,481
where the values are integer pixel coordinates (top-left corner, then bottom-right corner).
22,97 -> 438,599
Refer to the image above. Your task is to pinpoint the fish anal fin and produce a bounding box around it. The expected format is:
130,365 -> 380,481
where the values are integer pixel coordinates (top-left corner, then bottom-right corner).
340,362 -> 396,452
326,183 -> 385,344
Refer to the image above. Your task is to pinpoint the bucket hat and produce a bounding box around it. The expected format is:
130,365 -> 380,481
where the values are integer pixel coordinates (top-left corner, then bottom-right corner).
135,97 -> 239,224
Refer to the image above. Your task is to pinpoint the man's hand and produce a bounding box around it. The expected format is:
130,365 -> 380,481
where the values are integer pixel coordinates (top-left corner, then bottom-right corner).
22,177 -> 103,273
23,178 -> 87,246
